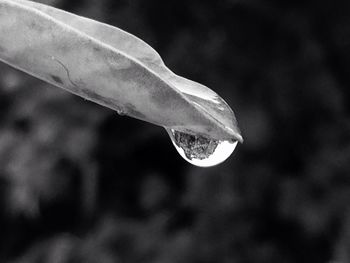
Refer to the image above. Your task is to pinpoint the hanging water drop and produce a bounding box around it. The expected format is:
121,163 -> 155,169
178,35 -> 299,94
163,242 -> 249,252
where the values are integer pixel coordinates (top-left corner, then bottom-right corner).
166,128 -> 238,167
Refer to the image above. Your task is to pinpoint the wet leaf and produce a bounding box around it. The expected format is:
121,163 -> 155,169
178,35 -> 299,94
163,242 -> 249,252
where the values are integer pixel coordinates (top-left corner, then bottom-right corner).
0,0 -> 242,142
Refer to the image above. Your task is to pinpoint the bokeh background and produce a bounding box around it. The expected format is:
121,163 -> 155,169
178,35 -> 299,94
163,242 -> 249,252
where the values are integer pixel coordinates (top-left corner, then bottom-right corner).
1,0 -> 350,262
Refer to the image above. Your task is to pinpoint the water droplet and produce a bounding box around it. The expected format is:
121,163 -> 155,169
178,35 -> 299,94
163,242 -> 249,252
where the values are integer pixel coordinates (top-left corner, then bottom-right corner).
116,107 -> 125,116
166,128 -> 237,167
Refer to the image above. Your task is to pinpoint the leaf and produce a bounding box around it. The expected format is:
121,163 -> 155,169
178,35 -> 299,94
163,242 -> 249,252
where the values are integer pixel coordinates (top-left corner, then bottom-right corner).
0,0 -> 242,142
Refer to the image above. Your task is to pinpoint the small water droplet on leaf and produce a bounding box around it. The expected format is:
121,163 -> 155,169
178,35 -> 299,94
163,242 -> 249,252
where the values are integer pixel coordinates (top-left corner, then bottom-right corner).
166,128 -> 237,167
116,107 -> 125,116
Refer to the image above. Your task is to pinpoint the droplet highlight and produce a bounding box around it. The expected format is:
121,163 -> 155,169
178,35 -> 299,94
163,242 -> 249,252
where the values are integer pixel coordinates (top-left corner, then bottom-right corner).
115,106 -> 125,116
166,128 -> 238,167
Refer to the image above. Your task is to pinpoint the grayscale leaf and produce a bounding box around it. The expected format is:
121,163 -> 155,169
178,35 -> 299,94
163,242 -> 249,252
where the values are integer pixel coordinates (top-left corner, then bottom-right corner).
0,0 -> 242,142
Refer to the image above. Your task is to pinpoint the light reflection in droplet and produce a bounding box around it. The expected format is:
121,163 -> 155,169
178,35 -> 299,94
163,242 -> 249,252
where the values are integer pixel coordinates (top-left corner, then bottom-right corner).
166,128 -> 237,167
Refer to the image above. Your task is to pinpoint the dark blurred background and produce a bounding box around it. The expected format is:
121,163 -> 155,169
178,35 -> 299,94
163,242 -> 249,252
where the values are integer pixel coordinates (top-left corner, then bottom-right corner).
1,0 -> 350,262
